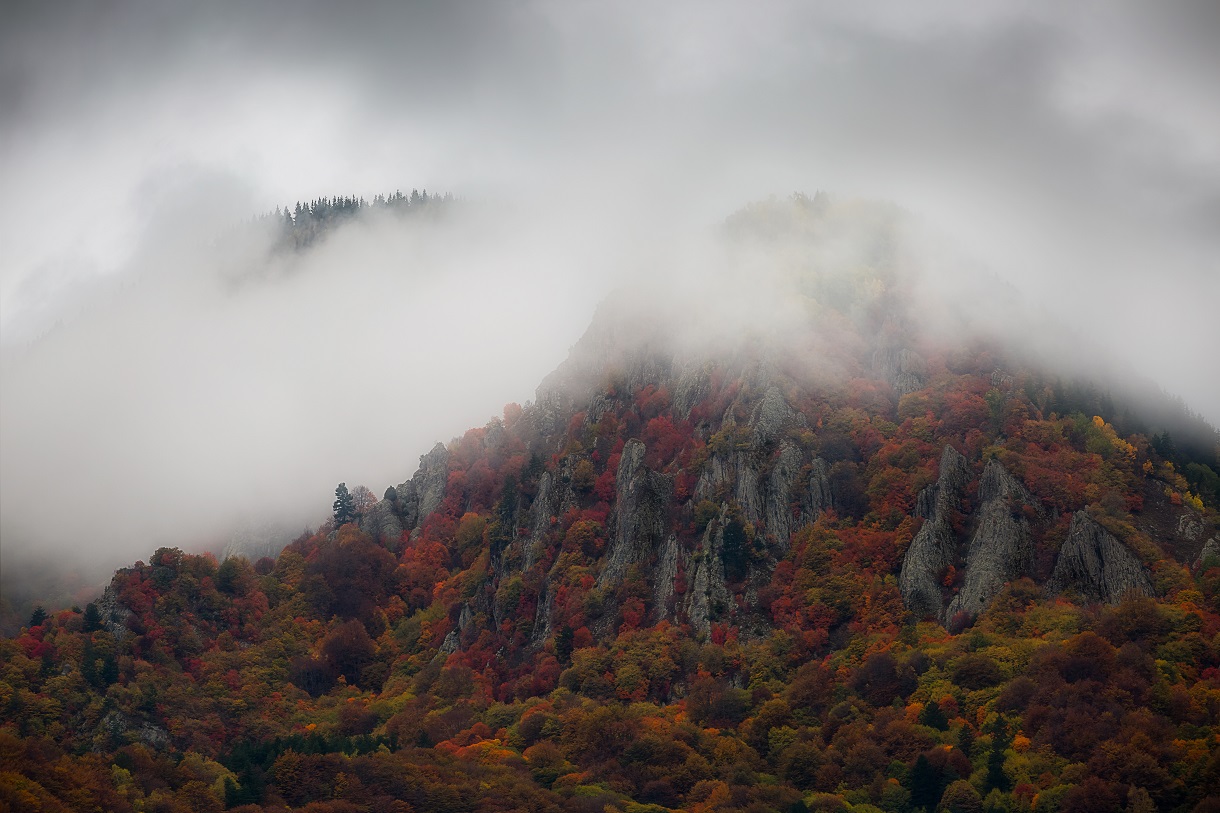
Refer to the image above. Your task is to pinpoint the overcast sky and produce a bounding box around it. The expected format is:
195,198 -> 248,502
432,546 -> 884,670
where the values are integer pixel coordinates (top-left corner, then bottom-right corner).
2,1 -> 1218,575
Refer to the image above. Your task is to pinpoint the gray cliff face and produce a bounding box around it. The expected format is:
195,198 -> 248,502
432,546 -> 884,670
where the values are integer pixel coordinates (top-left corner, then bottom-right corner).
752,386 -> 797,447
805,457 -> 833,520
95,581 -> 132,640
1047,512 -> 1154,604
1177,512 -> 1205,543
672,363 -> 712,420
523,471 -> 555,573
945,459 -> 1037,621
652,535 -> 681,622
694,444 -> 766,532
600,439 -> 671,589
691,388 -> 815,550
360,499 -> 404,548
765,442 -> 805,548
872,346 -> 927,397
1197,537 -> 1220,568
412,442 -> 451,524
99,710 -> 170,750
685,506 -> 734,639
733,453 -> 766,531
899,445 -> 970,619
385,442 -> 451,536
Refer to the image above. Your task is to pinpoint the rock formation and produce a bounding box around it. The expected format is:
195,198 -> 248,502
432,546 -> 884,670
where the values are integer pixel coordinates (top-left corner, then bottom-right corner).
1046,512 -> 1154,604
945,459 -> 1038,621
600,439 -> 671,589
899,445 -> 970,619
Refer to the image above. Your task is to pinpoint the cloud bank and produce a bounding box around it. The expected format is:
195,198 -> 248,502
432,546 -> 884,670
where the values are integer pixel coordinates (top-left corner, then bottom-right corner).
2,1 -> 1218,582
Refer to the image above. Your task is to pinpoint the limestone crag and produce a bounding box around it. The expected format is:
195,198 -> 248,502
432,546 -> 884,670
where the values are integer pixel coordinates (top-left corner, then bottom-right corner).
360,499 -> 404,548
872,346 -> 927,397
671,365 -> 711,420
1177,512 -> 1205,543
752,386 -> 797,447
1197,537 -> 1220,568
685,506 -> 734,638
599,439 -> 671,589
899,445 -> 970,619
765,442 -> 805,548
804,457 -> 834,520
523,471 -> 555,572
651,535 -> 682,621
945,459 -> 1038,621
368,442 -> 452,542
1046,512 -> 1154,604
95,581 -> 132,640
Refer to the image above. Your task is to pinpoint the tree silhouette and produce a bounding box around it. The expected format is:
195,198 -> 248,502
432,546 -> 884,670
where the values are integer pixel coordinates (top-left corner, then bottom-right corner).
333,483 -> 356,526
82,602 -> 103,632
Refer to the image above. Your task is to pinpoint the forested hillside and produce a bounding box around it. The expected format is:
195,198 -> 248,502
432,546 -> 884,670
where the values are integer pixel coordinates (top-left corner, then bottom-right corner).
3,196 -> 1219,813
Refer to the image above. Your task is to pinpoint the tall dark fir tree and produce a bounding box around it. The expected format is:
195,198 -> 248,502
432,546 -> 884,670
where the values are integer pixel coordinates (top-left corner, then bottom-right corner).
332,482 -> 356,526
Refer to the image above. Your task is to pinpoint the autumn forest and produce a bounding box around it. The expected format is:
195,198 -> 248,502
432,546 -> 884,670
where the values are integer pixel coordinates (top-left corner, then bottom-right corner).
3,197 -> 1219,813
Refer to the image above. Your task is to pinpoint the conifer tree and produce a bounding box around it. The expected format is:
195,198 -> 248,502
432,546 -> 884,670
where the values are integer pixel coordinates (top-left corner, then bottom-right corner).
82,602 -> 103,632
333,483 -> 356,526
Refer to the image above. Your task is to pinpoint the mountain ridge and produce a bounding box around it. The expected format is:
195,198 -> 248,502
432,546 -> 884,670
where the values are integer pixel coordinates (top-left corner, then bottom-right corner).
4,194 -> 1220,813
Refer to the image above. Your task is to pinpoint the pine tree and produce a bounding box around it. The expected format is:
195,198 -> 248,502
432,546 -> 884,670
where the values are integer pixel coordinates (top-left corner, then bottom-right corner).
919,699 -> 949,731
957,724 -> 975,759
333,483 -> 356,526
82,602 -> 103,632
907,753 -> 940,810
985,716 -> 1012,793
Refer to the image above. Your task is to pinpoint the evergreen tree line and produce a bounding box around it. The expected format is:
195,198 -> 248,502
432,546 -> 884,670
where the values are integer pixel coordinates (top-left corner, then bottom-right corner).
259,188 -> 455,251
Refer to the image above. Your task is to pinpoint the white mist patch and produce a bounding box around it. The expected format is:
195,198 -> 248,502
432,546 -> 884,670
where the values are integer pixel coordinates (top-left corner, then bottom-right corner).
0,205 -> 608,573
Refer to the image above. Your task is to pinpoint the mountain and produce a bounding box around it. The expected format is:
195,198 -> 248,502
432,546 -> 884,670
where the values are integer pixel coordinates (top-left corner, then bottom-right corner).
3,195 -> 1219,813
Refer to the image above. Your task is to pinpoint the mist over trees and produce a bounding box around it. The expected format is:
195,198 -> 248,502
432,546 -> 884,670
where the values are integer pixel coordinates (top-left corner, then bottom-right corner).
263,189 -> 453,252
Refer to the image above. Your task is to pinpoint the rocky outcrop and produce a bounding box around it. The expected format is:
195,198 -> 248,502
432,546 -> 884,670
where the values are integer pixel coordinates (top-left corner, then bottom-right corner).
752,386 -> 796,446
1046,512 -> 1154,604
99,710 -> 170,750
1177,512 -> 1205,542
1197,537 -> 1220,568
873,347 -> 926,397
945,459 -> 1037,621
685,506 -> 734,639
805,457 -> 833,520
652,535 -> 681,621
95,581 -> 132,640
392,444 -> 451,532
599,440 -> 671,588
764,442 -> 805,548
899,446 -> 970,619
360,499 -> 405,548
672,363 -> 712,419
522,471 -> 555,572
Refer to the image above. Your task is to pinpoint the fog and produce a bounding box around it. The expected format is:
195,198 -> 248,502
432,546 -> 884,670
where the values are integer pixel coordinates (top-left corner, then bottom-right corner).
2,1 -> 1219,593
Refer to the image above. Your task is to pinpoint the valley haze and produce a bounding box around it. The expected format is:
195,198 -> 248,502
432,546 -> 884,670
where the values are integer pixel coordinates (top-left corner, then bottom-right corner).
1,1 -> 1218,601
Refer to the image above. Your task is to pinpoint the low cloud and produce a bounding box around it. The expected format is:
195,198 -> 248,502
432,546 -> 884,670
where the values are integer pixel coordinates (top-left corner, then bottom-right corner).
2,1 -> 1218,584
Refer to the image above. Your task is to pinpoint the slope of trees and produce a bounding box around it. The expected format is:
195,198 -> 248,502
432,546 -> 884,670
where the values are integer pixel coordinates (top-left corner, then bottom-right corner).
3,196 -> 1218,812
3,355 -> 1219,811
